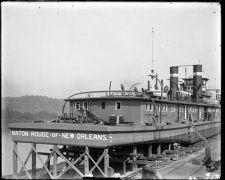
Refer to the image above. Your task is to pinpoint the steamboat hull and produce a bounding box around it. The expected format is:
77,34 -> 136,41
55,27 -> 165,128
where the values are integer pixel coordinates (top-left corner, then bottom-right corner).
9,121 -> 220,148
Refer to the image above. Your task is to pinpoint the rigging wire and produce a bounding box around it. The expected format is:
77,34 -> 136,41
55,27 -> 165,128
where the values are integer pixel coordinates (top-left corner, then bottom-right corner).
151,27 -> 154,74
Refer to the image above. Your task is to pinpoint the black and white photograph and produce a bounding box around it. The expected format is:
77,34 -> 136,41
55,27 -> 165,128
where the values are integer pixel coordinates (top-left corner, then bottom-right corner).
2,2 -> 221,179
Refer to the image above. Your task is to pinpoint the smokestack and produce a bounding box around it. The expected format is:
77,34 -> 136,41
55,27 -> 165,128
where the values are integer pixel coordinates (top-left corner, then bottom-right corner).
193,64 -> 203,102
147,80 -> 150,91
170,66 -> 179,100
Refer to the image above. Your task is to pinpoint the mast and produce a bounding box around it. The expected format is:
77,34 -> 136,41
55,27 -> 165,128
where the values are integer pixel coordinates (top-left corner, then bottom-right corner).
151,27 -> 154,74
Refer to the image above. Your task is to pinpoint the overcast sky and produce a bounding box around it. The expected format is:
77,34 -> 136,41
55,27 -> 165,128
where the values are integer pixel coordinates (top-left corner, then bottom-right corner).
2,2 -> 221,99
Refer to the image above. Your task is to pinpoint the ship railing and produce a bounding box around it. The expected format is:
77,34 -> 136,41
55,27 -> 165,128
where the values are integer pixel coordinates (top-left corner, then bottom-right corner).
65,90 -> 143,100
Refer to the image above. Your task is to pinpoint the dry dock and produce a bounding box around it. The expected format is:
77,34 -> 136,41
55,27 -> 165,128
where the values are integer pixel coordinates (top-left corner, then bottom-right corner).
158,136 -> 220,179
125,134 -> 221,179
3,135 -> 220,179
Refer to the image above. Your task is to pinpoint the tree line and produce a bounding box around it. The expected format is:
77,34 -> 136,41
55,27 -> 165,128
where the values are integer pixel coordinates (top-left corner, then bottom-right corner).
2,107 -> 58,121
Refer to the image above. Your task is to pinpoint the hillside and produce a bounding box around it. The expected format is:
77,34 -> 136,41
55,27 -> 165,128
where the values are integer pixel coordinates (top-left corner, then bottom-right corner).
2,95 -> 64,114
2,95 -> 65,130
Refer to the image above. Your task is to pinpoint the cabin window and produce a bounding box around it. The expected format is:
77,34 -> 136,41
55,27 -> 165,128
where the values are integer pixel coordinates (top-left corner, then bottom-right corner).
146,103 -> 152,111
115,101 -> 121,110
150,103 -> 152,111
165,105 -> 168,112
163,105 -> 166,112
101,102 -> 106,109
75,102 -> 80,110
161,105 -> 164,112
180,106 -> 183,112
157,104 -> 160,111
171,105 -> 174,112
83,102 -> 88,110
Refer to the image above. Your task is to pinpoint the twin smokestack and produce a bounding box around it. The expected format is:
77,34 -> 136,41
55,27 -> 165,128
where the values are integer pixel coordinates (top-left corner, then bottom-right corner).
170,64 -> 203,102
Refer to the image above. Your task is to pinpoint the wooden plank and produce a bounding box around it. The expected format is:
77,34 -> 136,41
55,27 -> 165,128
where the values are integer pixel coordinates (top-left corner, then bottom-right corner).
84,147 -> 89,175
89,151 -> 105,173
38,148 -> 54,178
19,147 -> 33,174
104,148 -> 109,177
53,146 -> 58,178
14,144 -> 32,179
31,145 -> 54,179
57,152 -> 85,178
54,147 -> 84,177
13,142 -> 18,178
86,151 -> 106,177
32,143 -> 36,179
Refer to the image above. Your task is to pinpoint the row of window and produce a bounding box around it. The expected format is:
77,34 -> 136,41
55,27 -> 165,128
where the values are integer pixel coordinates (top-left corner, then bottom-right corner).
73,101 -> 218,113
73,101 -> 121,110
145,103 -> 175,112
146,103 -> 199,113
74,102 -> 88,110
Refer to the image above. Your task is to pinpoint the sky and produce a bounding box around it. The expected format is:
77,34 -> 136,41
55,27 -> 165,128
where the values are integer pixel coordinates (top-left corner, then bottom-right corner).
2,2 -> 221,99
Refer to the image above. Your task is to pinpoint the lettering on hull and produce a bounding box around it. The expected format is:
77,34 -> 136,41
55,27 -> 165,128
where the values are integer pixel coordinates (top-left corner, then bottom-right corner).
11,130 -> 107,141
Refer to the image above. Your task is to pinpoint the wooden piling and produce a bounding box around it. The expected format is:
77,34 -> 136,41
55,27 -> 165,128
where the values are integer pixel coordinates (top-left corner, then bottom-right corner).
132,146 -> 137,170
148,144 -> 153,157
32,143 -> 36,179
104,148 -> 109,176
53,145 -> 58,178
84,146 -> 89,175
13,142 -> 18,178
157,144 -> 161,154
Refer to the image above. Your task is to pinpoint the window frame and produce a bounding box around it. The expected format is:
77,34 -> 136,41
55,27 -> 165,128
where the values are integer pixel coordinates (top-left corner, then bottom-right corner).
101,102 -> 106,109
115,101 -> 121,110
83,102 -> 88,110
75,102 -> 80,110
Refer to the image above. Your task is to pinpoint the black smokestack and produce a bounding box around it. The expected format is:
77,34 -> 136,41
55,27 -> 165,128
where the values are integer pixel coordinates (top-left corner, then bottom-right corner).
193,64 -> 202,102
170,66 -> 179,100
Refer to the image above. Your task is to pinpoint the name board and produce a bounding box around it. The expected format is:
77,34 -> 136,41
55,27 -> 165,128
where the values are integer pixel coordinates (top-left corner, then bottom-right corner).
11,130 -> 107,141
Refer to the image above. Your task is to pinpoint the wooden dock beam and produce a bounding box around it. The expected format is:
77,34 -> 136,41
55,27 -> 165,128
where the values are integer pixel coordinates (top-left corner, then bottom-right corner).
168,143 -> 171,151
148,144 -> 153,157
13,142 -> 18,178
32,143 -> 36,179
157,144 -> 161,154
11,141 -> 115,179
84,146 -> 89,176
53,145 -> 58,178
132,145 -> 137,170
104,148 -> 109,176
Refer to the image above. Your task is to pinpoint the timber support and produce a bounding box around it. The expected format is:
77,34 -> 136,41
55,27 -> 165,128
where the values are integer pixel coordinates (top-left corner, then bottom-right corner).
148,144 -> 153,157
157,144 -> 161,154
132,145 -> 137,171
11,141 -> 113,179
